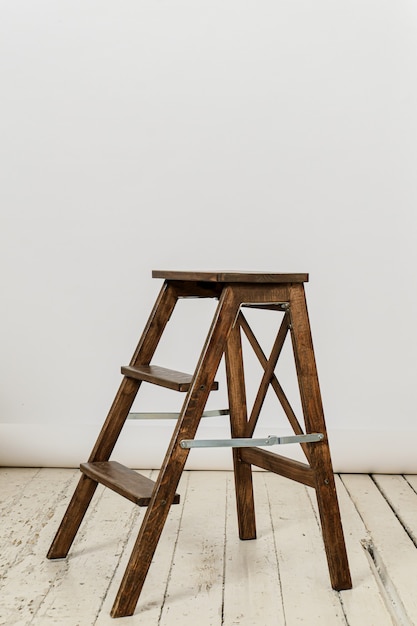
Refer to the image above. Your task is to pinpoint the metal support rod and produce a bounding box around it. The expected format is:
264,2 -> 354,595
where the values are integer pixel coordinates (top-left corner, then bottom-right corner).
180,433 -> 324,449
128,409 -> 229,420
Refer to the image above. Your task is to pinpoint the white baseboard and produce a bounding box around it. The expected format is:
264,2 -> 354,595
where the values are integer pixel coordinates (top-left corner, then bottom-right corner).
0,422 -> 415,474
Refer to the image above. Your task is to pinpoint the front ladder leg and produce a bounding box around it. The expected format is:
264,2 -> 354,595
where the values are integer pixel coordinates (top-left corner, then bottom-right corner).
111,286 -> 239,618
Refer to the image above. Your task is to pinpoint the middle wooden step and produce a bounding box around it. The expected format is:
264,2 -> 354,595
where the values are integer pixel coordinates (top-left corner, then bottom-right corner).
121,364 -> 219,392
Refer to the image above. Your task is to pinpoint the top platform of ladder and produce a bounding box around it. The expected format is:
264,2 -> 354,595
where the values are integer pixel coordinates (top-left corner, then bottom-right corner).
152,270 -> 309,284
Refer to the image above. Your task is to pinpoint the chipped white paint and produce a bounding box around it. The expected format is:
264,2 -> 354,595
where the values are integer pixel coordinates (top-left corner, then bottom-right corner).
2,469 -> 417,625
95,471 -> 189,626
158,471 -> 226,626
264,473 -> 347,625
342,474 -> 417,625
321,477 -> 393,626
222,472 -> 285,626
0,468 -> 79,626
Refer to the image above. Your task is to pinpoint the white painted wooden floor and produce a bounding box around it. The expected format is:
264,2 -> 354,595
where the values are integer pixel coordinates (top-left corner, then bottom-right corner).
1,469 -> 417,626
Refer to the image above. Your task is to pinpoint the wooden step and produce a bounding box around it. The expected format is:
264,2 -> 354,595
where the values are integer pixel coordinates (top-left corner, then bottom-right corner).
121,364 -> 219,392
80,461 -> 180,506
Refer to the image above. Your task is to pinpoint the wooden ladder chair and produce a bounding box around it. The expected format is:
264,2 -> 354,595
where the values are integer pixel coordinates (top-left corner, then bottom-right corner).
47,270 -> 352,618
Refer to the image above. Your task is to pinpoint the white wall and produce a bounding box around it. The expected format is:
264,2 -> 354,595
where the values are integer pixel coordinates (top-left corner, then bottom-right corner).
1,0 -> 417,472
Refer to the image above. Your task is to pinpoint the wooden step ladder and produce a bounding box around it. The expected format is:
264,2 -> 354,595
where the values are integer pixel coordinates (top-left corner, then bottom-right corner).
47,270 -> 352,618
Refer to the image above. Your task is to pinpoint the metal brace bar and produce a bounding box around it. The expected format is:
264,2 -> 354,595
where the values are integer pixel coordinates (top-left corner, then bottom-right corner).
128,409 -> 230,420
180,433 -> 324,449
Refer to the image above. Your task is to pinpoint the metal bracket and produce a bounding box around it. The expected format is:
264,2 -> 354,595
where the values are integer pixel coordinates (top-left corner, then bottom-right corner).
180,432 -> 324,449
128,409 -> 229,420
241,301 -> 290,311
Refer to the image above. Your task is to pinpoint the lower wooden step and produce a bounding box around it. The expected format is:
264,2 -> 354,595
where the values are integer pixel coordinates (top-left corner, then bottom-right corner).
80,461 -> 180,506
121,364 -> 219,392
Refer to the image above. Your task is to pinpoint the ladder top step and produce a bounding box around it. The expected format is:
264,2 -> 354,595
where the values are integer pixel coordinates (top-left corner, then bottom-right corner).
152,270 -> 309,283
122,364 -> 218,392
80,461 -> 180,506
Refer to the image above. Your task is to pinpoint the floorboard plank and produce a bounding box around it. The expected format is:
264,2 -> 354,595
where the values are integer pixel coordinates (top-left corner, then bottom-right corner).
29,471 -> 152,625
0,469 -> 80,626
404,474 -> 417,495
222,472 -> 286,626
342,473 -> 417,625
94,471 -> 189,626
158,471 -> 226,626
0,468 -> 42,571
373,474 -> 417,545
311,476 -> 393,626
0,468 -> 40,511
40,493 -> 135,624
2,469 -> 417,626
264,473 -> 347,625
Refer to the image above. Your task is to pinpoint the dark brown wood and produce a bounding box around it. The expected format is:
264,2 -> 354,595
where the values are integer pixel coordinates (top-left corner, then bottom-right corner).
225,323 -> 256,540
222,284 -> 291,308
47,282 -> 179,559
80,461 -> 180,506
240,448 -> 316,488
153,270 -> 309,283
172,280 -> 223,299
48,271 -> 351,618
288,283 -> 352,591
239,311 -> 310,461
91,281 -> 179,463
121,364 -> 218,392
111,286 -> 240,618
47,473 -> 98,558
245,312 -> 290,436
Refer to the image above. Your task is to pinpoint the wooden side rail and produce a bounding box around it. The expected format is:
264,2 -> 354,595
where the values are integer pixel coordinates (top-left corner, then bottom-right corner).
240,448 -> 316,488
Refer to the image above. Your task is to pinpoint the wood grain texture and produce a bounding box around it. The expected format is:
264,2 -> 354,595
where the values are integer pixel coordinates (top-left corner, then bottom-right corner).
89,281 -> 179,464
46,282 -> 179,560
321,476 -> 394,626
223,472 -> 286,626
265,472 -> 348,624
47,473 -> 98,559
238,311 -> 309,459
3,468 -> 413,625
152,270 -> 309,283
240,447 -> 315,487
225,323 -> 256,540
342,474 -> 417,623
45,272 -> 352,619
80,462 -> 180,506
121,364 -> 218,392
288,283 -> 351,591
110,285 -> 240,617
245,311 -> 290,437
157,471 -> 227,626
40,475 -> 150,625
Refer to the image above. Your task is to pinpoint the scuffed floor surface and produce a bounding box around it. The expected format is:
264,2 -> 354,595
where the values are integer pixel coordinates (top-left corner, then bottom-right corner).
1,468 -> 417,625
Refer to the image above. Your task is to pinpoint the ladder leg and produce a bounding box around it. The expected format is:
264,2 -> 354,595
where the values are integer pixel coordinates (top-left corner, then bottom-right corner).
47,282 -> 178,560
47,474 -> 97,558
47,377 -> 140,559
289,284 -> 352,591
111,286 -> 239,617
89,281 -> 178,463
225,323 -> 256,540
